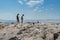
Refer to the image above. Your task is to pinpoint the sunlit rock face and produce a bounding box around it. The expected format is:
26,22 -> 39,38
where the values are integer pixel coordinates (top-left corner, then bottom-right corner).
0,22 -> 60,40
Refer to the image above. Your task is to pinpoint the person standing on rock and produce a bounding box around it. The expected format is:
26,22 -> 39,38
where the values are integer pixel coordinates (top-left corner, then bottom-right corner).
21,14 -> 24,26
16,13 -> 19,23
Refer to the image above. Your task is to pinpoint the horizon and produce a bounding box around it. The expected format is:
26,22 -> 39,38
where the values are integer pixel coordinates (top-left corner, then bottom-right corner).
0,19 -> 60,23
0,0 -> 60,20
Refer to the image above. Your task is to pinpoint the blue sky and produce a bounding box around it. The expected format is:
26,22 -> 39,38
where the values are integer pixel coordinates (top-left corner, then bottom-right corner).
0,0 -> 60,20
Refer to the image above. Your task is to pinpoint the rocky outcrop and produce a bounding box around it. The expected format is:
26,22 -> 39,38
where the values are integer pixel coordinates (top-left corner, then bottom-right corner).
0,22 -> 60,40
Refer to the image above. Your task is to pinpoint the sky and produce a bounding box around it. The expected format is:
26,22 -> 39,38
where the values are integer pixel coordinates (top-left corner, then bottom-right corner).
0,0 -> 60,20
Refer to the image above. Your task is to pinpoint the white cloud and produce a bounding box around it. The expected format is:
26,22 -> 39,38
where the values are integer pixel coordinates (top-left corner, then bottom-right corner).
26,0 -> 44,7
33,7 -> 42,12
18,0 -> 44,7
18,0 -> 23,4
26,1 -> 40,7
33,7 -> 39,11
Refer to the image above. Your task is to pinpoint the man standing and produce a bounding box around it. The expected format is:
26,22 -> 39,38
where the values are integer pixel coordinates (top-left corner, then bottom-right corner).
16,13 -> 19,23
21,14 -> 24,26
